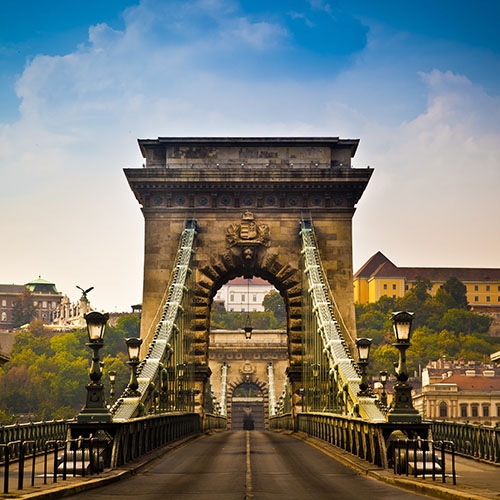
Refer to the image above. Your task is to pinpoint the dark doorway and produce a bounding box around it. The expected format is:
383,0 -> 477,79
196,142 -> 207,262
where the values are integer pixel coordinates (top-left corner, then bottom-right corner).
230,383 -> 265,430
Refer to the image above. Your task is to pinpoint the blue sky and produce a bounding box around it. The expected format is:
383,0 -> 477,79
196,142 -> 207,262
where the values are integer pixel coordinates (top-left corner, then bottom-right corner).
1,0 -> 499,312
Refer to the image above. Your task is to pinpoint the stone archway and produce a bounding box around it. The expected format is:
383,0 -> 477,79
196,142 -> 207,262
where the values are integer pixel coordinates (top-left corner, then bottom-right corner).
228,378 -> 268,430
194,217 -> 303,369
125,137 -> 373,393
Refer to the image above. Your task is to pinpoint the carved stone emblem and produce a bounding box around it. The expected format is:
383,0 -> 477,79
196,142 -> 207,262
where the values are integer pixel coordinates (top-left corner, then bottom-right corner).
240,360 -> 255,375
226,211 -> 271,251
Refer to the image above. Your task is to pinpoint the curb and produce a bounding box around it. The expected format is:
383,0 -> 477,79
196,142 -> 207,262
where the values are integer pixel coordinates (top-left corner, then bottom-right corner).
287,431 -> 495,500
17,433 -> 206,499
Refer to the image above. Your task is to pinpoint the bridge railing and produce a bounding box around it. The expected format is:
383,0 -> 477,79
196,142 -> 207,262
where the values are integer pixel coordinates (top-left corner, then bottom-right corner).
0,412 -> 225,493
0,419 -> 71,462
430,420 -> 500,463
204,413 -> 227,432
270,412 -> 387,467
111,413 -> 201,468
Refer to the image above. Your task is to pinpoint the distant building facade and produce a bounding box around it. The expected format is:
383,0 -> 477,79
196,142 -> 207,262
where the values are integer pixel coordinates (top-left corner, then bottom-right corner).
26,277 -> 63,324
354,251 -> 500,310
0,277 -> 63,330
214,277 -> 275,312
413,360 -> 500,425
0,284 -> 26,330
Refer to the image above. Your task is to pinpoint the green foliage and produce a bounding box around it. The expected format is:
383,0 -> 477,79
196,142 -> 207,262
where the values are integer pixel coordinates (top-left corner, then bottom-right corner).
211,310 -> 278,330
438,309 -> 491,334
262,290 -> 286,325
356,277 -> 497,376
0,313 -> 139,421
438,276 -> 469,309
211,291 -> 283,330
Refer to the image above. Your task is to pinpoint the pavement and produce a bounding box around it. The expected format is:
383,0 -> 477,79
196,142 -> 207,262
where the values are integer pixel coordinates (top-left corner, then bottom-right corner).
9,431 -> 500,500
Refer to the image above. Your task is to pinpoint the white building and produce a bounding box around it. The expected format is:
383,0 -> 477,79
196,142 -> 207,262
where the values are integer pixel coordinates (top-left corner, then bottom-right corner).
215,277 -> 275,312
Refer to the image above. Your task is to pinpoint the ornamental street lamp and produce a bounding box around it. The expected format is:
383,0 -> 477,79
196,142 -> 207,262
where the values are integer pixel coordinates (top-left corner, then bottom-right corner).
244,315 -> 253,339
356,338 -> 372,397
297,388 -> 305,412
108,370 -> 116,407
78,311 -> 112,423
379,370 -> 388,407
386,311 -> 421,423
125,337 -> 142,397
243,278 -> 253,339
311,364 -> 321,409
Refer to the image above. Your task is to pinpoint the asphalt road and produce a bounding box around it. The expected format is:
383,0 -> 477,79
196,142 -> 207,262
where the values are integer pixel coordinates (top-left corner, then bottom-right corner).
66,431 -> 434,499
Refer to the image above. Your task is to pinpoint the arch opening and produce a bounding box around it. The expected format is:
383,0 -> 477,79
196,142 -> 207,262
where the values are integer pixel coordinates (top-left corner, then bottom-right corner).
230,382 -> 265,430
207,273 -> 290,428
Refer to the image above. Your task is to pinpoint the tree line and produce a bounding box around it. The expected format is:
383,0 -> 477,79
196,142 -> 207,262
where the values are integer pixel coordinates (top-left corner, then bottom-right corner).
356,277 -> 496,376
0,314 -> 139,424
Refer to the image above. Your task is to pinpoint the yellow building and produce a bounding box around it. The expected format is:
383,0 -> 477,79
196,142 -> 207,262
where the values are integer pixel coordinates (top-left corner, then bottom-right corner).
354,251 -> 500,309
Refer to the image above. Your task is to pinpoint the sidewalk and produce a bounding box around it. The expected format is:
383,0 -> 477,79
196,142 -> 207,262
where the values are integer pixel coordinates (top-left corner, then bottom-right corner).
295,432 -> 500,500
8,435 -> 200,500
10,432 -> 500,500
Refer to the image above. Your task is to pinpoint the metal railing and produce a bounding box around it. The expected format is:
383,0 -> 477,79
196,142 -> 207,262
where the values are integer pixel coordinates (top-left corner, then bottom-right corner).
0,419 -> 71,462
431,420 -> 500,463
271,412 -> 387,467
392,438 -> 456,485
110,413 -> 202,468
204,414 -> 227,432
0,436 -> 103,494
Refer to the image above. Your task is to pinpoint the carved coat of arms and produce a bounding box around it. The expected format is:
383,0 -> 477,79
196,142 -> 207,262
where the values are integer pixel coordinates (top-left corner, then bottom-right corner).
226,211 -> 271,250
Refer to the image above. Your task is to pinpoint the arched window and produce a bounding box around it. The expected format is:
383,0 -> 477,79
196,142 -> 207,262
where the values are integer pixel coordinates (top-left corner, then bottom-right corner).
439,401 -> 448,418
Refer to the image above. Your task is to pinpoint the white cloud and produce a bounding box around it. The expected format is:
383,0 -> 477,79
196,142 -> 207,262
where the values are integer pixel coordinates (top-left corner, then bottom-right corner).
353,69 -> 500,270
1,0 -> 499,311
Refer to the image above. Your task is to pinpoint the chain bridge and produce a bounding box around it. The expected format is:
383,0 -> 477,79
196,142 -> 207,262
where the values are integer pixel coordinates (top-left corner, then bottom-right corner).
93,137 -> 429,465
6,137 -> 496,497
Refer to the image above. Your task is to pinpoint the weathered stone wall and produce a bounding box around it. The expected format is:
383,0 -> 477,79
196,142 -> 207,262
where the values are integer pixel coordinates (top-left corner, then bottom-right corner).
208,329 -> 289,428
125,137 -> 372,369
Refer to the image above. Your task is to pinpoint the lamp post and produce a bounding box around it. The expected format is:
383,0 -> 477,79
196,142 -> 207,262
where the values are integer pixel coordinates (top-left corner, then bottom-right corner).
125,337 -> 142,397
356,338 -> 372,396
297,388 -> 305,412
78,311 -> 112,423
243,278 -> 252,339
379,370 -> 388,407
108,370 -> 116,407
386,311 -> 421,423
244,317 -> 253,340
311,363 -> 321,409
177,363 -> 186,409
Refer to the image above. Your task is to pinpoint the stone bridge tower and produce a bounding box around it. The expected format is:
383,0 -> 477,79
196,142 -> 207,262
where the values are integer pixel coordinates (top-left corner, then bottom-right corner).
124,137 -> 372,383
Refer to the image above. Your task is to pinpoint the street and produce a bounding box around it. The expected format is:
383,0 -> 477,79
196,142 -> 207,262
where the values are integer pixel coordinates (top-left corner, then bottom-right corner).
66,431 -> 434,499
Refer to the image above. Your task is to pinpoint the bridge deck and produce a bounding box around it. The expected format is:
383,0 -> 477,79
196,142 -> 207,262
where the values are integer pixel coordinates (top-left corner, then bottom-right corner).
16,431 -> 500,500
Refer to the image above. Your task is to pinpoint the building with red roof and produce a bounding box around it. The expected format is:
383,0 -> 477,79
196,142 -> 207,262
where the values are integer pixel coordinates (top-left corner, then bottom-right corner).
354,251 -> 500,310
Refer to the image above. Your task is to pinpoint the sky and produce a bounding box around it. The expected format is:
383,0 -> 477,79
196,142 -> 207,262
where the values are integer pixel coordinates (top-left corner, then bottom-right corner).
1,0 -> 500,313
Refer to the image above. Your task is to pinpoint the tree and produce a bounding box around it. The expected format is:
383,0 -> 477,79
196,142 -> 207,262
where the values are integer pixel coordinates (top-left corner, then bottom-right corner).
357,279 -> 494,376
12,289 -> 37,328
437,277 -> 469,310
0,316 -> 134,421
438,309 -> 491,335
262,290 -> 286,325
410,277 -> 432,302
